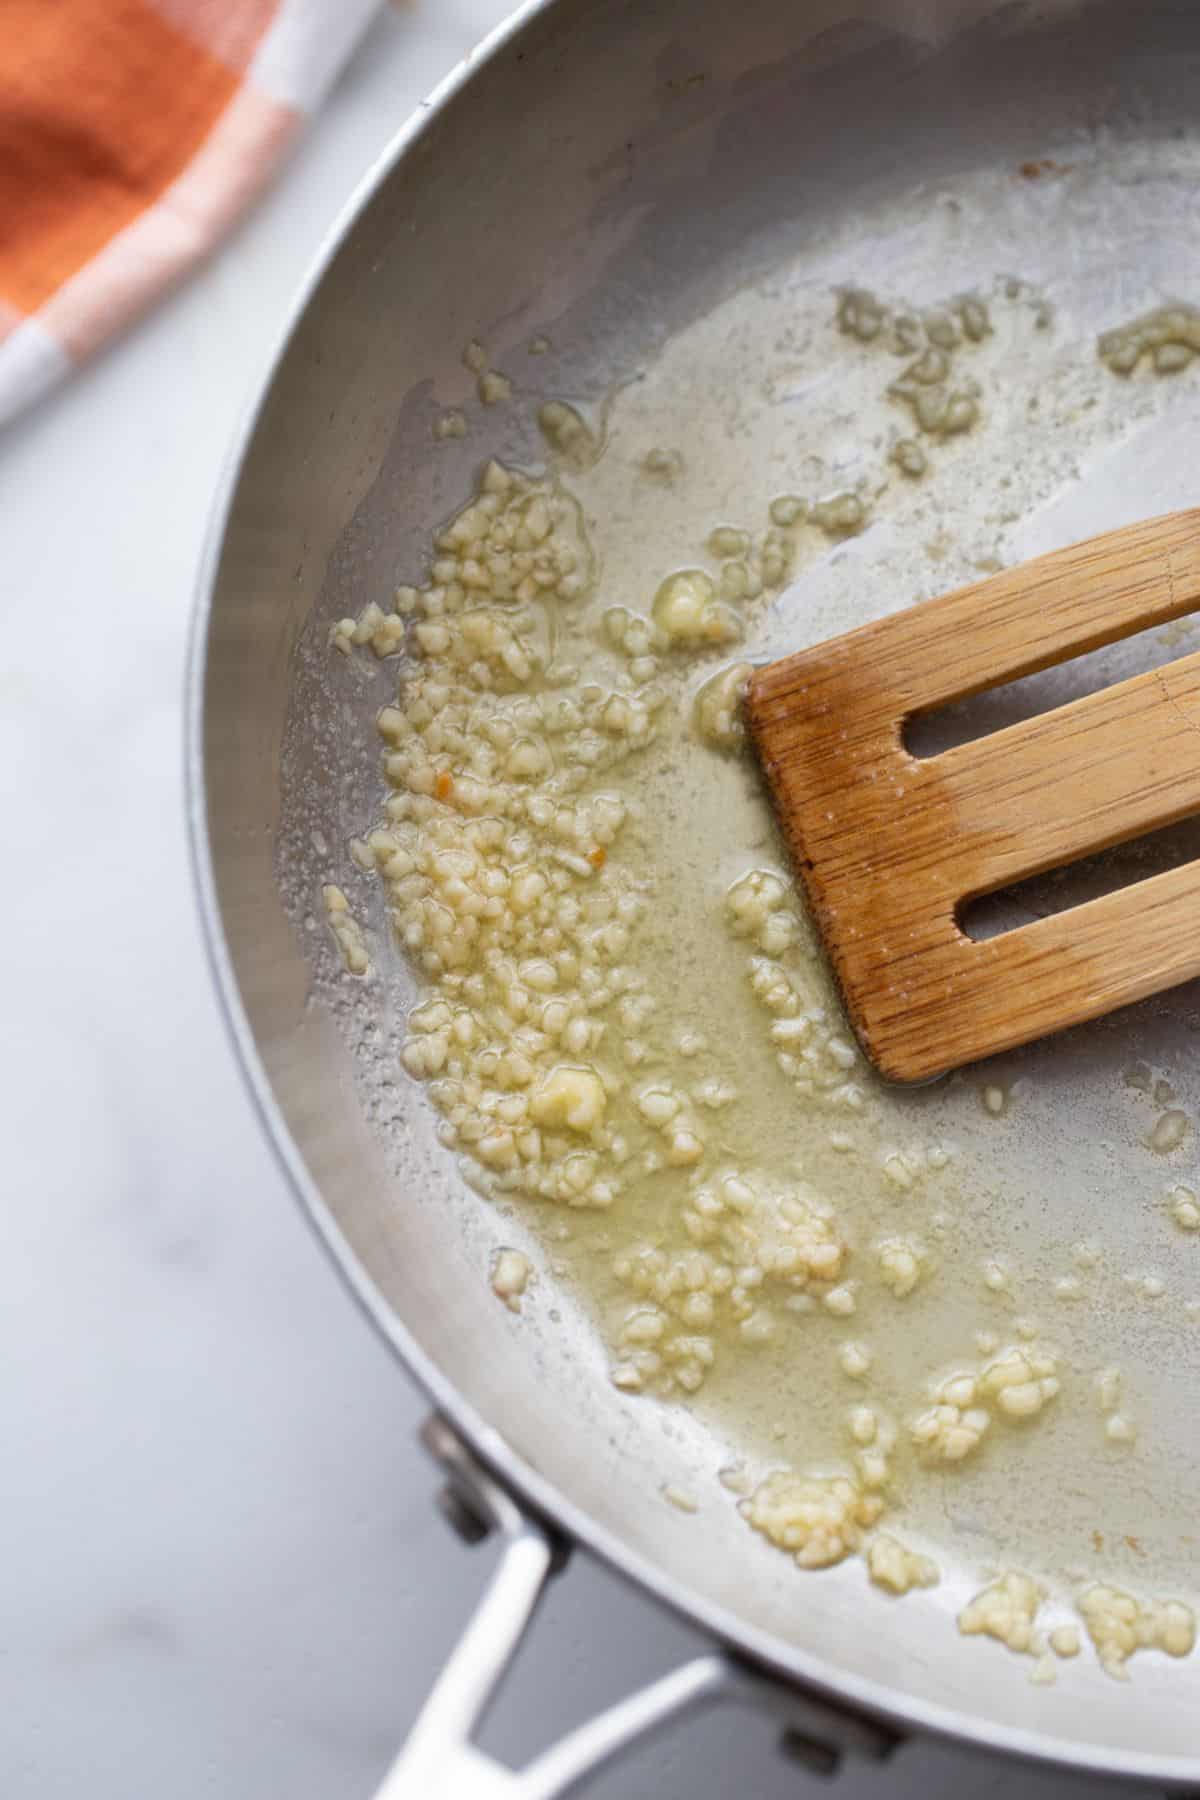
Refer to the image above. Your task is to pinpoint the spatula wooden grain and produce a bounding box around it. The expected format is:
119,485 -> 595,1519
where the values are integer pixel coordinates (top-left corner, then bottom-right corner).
745,510 -> 1200,1083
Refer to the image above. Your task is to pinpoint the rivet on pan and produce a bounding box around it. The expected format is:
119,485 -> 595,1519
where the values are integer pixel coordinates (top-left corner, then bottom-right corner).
777,1728 -> 841,1777
435,1480 -> 493,1546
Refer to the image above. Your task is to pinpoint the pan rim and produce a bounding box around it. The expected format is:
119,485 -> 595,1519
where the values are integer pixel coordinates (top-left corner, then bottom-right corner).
184,0 -> 1200,1779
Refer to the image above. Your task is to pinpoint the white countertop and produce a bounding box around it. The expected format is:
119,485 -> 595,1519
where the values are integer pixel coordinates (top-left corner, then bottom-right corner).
0,6 -> 1151,1795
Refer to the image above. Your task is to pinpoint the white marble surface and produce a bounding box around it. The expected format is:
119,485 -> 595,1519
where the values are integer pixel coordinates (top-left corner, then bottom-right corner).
0,6 -> 1150,1796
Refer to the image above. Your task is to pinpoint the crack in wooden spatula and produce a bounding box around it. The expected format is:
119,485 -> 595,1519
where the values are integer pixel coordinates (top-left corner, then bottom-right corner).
745,509 -> 1200,1083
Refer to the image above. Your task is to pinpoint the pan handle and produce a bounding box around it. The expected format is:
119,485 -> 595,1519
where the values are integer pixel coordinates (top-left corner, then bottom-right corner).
371,1416 -> 901,1800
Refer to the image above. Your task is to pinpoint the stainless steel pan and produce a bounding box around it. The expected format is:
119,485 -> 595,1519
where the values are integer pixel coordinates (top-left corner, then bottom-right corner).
188,1 -> 1200,1790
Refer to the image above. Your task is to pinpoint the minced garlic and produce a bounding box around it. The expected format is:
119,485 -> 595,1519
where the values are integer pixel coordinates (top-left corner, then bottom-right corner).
911,1341 -> 1059,1461
1170,1184 -> 1200,1231
1147,1109 -> 1189,1154
692,662 -> 752,750
652,570 -> 741,647
328,282 -> 1200,1667
491,1248 -> 531,1311
867,1534 -> 939,1596
742,1470 -> 884,1570
607,1164 -> 849,1395
838,1341 -> 873,1380
877,1238 -> 923,1298
978,1345 -> 1060,1420
1078,1584 -> 1196,1679
958,1572 -> 1043,1654
478,370 -> 512,407
530,1065 -> 607,1135
1099,305 -> 1200,377
538,400 -> 601,470
322,885 -> 369,976
911,1392 -> 990,1463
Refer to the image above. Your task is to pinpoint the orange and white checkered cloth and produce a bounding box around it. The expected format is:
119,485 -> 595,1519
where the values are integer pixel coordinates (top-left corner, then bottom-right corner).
0,0 -> 382,427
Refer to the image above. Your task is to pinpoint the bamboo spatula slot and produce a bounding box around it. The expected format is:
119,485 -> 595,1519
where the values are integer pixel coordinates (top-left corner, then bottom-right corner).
745,510 -> 1200,1083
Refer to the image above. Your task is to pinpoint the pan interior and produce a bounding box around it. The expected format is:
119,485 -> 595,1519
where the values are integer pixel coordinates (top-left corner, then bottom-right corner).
201,0 -> 1200,1770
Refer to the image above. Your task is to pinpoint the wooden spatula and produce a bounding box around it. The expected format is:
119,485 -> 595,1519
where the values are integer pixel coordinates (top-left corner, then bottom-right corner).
745,510 -> 1200,1083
